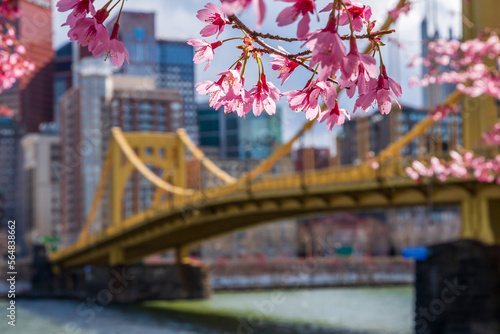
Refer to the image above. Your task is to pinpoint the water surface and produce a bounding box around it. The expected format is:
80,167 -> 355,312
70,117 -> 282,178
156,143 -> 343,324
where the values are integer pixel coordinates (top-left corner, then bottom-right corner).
0,287 -> 413,334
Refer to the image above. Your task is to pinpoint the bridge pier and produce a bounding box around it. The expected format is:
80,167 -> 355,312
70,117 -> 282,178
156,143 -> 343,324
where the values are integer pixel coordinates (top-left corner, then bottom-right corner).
42,264 -> 209,303
176,245 -> 191,265
31,246 -> 210,303
415,240 -> 500,333
460,194 -> 500,245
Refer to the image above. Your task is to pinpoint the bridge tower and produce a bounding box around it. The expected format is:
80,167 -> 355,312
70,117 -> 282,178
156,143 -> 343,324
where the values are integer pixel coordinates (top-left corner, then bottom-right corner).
461,0 -> 500,151
108,128 -> 189,265
458,0 -> 500,245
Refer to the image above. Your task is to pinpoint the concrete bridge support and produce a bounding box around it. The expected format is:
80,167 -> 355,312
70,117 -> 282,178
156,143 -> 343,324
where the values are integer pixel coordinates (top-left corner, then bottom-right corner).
44,264 -> 209,303
461,196 -> 500,245
415,240 -> 500,334
30,246 -> 210,303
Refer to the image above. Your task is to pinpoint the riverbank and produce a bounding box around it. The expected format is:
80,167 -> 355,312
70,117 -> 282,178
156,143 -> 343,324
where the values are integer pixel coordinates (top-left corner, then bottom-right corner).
207,257 -> 414,290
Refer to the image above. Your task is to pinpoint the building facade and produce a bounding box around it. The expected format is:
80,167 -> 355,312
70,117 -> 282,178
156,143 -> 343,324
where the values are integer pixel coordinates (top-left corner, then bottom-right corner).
238,112 -> 282,160
158,40 -> 197,143
59,58 -> 113,245
294,147 -> 331,172
53,42 -> 73,124
108,86 -> 184,133
338,105 -> 462,165
107,11 -> 197,143
297,213 -> 391,257
200,219 -> 298,261
0,117 -> 21,232
386,206 -> 461,253
197,105 -> 239,159
21,130 -> 61,251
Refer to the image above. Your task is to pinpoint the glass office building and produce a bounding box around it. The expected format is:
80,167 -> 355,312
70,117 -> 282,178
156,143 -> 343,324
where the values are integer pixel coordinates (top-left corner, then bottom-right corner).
107,12 -> 198,143
158,40 -> 197,143
198,105 -> 239,159
238,112 -> 282,160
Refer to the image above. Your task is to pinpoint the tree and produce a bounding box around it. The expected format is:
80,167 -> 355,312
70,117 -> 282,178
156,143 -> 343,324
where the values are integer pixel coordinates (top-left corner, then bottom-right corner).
58,0 -> 404,127
57,0 -> 500,183
0,0 -> 34,94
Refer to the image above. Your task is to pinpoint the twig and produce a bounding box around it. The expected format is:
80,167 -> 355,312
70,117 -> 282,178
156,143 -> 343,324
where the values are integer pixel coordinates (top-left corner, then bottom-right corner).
228,14 -> 314,72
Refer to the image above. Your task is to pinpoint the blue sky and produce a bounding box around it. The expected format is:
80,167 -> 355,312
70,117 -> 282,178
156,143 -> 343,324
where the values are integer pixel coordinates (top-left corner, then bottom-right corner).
52,0 -> 462,152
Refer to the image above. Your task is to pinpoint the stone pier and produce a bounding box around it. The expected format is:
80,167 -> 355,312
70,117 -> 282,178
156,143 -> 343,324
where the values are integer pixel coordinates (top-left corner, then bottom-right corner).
30,246 -> 210,303
415,240 -> 500,333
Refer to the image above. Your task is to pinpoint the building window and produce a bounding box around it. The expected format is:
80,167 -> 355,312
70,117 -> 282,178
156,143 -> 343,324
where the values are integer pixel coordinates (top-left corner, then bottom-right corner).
171,102 -> 182,111
134,27 -> 146,41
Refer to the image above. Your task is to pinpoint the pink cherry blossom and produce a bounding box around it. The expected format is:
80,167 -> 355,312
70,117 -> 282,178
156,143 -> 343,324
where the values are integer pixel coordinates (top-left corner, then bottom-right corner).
318,99 -> 350,130
217,64 -> 252,117
221,0 -> 265,29
187,39 -> 222,71
196,77 -> 227,109
67,8 -> 110,55
430,104 -> 458,120
411,31 -> 500,100
0,21 -> 35,94
103,23 -> 129,66
269,54 -> 299,85
306,17 -> 347,81
355,66 -> 402,114
407,147 -> 500,184
388,1 -> 410,21
339,3 -> 372,32
343,36 -> 377,80
196,64 -> 253,116
197,3 -> 229,39
276,0 -> 317,39
0,0 -> 19,19
248,74 -> 282,116
58,0 -> 95,28
483,123 -> 500,145
284,79 -> 336,120
405,167 -> 420,181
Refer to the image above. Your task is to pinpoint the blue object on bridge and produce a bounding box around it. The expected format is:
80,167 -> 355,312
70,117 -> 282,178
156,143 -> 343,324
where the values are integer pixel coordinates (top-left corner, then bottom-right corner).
402,246 -> 428,260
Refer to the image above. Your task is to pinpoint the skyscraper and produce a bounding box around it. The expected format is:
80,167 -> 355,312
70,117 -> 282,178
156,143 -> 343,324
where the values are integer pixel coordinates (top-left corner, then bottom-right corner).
157,40 -> 197,143
53,42 -> 73,124
197,105 -> 239,159
238,112 -> 282,160
0,117 -> 21,230
108,11 -> 198,143
21,129 -> 61,251
59,58 -> 113,245
0,0 -> 54,132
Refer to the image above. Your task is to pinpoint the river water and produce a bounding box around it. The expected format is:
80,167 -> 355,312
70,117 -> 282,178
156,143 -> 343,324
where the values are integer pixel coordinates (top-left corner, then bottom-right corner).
0,287 -> 413,334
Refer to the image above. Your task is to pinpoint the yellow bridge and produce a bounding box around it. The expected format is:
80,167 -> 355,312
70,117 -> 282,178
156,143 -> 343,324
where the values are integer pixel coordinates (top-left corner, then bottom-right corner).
49,0 -> 500,270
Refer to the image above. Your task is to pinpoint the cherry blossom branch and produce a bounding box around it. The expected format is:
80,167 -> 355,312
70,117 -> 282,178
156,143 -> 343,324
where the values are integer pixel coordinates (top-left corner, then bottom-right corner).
234,29 -> 299,42
409,30 -> 500,99
234,27 -> 396,43
252,48 -> 311,58
228,14 -> 313,72
340,29 -> 396,41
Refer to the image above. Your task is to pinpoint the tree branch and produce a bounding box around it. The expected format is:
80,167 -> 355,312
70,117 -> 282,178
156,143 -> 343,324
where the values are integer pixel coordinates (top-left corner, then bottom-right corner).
228,14 -> 314,72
